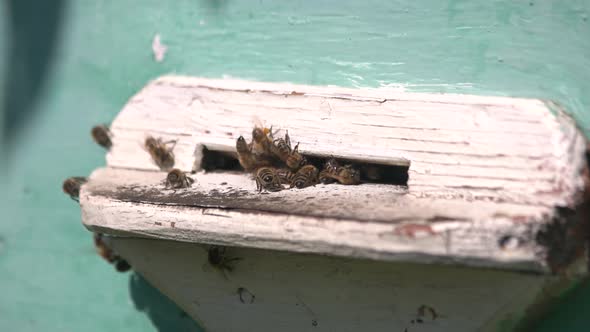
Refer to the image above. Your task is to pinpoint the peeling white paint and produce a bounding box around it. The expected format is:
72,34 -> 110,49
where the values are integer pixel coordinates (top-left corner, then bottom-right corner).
151,34 -> 167,62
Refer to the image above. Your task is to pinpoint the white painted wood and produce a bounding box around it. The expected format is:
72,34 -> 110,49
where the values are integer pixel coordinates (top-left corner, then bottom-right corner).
105,75 -> 587,209
78,76 -> 589,330
107,237 -> 557,332
79,76 -> 589,274
81,167 -> 563,273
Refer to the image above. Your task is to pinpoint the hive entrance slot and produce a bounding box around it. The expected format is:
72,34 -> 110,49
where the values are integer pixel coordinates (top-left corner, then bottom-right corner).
200,146 -> 241,171
201,146 -> 409,186
305,156 -> 409,186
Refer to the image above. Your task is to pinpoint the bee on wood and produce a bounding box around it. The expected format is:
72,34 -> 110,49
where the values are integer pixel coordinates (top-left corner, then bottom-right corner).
319,159 -> 361,185
269,130 -> 292,162
291,165 -> 319,189
319,158 -> 340,184
236,136 -> 257,171
62,177 -> 87,202
208,245 -> 242,273
276,168 -> 296,185
165,168 -> 194,189
335,164 -> 361,185
114,260 -> 132,272
286,143 -> 308,171
255,167 -> 283,192
93,233 -> 131,272
144,136 -> 176,170
236,136 -> 272,171
91,124 -> 112,149
251,125 -> 275,158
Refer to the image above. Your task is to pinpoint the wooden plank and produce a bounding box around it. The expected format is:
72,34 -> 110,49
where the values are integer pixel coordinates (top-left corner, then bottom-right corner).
81,167 -> 574,273
78,76 -> 590,274
107,237 -> 554,332
105,76 -> 587,210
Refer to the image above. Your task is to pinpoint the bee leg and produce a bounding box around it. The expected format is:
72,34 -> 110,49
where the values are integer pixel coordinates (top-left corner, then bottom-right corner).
285,130 -> 291,148
70,196 -> 80,203
238,288 -> 246,303
163,140 -> 177,150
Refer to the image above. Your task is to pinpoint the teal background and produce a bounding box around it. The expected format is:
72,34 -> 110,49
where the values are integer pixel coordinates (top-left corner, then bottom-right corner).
1,0 -> 589,331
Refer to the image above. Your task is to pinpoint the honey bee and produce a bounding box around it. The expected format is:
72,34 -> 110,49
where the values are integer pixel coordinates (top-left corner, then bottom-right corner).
335,164 -> 361,185
286,143 -> 308,170
62,177 -> 87,202
236,136 -> 273,171
319,159 -> 360,185
165,168 -> 194,189
93,233 -> 132,272
144,136 -> 176,170
91,124 -> 112,149
208,245 -> 242,273
255,167 -> 283,192
290,165 -> 319,189
94,233 -> 117,263
269,130 -> 292,162
319,158 -> 339,184
115,260 -> 132,272
276,168 -> 296,185
251,125 -> 275,157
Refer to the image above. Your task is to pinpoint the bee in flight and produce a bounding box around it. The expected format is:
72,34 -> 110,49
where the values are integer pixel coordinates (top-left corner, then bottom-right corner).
144,135 -> 176,170
62,177 -> 88,202
91,124 -> 113,149
290,165 -> 319,189
319,158 -> 361,185
255,167 -> 283,192
165,168 -> 195,189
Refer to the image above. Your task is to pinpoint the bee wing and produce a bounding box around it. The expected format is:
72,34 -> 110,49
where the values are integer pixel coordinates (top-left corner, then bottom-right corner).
252,115 -> 264,129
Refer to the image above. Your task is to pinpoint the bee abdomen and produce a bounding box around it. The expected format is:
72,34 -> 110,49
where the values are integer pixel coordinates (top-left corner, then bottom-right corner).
276,168 -> 296,185
290,165 -> 319,189
255,167 -> 283,192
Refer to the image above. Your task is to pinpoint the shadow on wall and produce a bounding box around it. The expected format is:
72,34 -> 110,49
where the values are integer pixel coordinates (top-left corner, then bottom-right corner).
2,0 -> 66,150
130,273 -> 203,332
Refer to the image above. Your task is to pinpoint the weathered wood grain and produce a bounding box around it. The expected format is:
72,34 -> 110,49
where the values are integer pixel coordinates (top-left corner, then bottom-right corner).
80,76 -> 590,274
105,76 -> 587,209
81,167 -> 580,273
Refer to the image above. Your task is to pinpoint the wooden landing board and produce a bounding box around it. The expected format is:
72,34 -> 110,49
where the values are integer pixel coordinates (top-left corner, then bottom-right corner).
82,167 -> 571,273
81,76 -> 590,274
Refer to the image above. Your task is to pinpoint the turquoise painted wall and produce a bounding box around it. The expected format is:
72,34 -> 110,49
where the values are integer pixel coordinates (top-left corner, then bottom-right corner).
1,1 -> 589,331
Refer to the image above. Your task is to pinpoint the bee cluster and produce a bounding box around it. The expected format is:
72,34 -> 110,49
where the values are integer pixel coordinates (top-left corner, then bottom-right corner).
236,125 -> 360,192
62,122 -> 379,272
